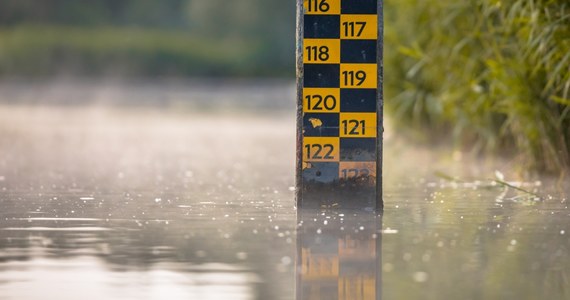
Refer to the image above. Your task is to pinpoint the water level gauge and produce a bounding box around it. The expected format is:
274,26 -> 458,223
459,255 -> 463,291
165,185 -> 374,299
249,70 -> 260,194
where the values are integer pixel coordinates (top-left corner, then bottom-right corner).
296,0 -> 383,210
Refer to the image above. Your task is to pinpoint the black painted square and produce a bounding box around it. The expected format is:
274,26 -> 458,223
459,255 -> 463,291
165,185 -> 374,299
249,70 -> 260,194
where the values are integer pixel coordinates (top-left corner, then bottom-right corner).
340,138 -> 377,161
340,89 -> 377,112
304,15 -> 340,39
304,64 -> 340,88
341,0 -> 377,14
341,40 -> 377,63
303,113 -> 340,137
302,162 -> 340,184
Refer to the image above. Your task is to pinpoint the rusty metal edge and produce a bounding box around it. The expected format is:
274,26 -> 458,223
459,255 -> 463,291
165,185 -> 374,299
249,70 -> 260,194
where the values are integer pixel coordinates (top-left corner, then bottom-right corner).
295,0 -> 304,210
295,2 -> 304,300
376,0 -> 384,213
376,4 -> 385,298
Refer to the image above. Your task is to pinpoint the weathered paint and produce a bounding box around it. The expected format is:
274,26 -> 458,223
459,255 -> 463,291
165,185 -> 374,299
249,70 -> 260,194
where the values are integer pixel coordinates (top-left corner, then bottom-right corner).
296,0 -> 384,210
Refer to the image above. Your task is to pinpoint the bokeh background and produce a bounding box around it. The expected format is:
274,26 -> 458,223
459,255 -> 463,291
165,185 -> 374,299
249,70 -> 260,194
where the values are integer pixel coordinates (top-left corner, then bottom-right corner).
0,0 -> 293,77
0,0 -> 569,171
1,2 -> 569,300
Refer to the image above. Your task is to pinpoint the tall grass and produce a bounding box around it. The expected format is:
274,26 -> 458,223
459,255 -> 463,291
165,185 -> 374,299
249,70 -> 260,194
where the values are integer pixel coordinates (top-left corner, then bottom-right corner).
385,0 -> 570,172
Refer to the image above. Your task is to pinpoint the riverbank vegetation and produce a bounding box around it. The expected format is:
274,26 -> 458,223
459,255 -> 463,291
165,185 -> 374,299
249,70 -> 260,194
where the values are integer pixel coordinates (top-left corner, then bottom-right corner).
0,0 -> 568,172
384,0 -> 570,173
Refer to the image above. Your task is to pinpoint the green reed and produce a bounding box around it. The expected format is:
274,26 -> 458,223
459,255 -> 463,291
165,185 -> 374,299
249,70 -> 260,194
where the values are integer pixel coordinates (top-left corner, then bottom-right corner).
384,0 -> 570,172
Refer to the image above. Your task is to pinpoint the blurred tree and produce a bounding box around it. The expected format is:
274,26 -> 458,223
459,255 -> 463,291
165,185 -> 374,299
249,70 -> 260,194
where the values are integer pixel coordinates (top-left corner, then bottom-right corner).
0,0 -> 296,76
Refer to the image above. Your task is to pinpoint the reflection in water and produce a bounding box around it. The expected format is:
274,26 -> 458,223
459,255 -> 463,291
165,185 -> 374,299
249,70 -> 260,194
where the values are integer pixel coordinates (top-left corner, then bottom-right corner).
297,209 -> 382,300
0,218 -> 267,300
1,100 -> 570,299
0,256 -> 255,300
381,183 -> 570,300
0,105 -> 298,299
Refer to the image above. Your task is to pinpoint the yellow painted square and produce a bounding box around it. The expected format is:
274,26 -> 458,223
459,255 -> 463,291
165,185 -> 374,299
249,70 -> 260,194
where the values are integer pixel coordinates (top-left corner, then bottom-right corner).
340,15 -> 378,39
340,64 -> 377,88
301,249 -> 340,279
303,88 -> 340,113
303,0 -> 340,15
339,237 -> 376,257
303,137 -> 340,162
338,276 -> 376,300
339,113 -> 377,137
303,39 -> 340,64
339,162 -> 376,180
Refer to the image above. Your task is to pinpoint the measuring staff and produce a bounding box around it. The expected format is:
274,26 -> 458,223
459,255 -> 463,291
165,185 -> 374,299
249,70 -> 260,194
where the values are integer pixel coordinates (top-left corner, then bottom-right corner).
296,0 -> 383,210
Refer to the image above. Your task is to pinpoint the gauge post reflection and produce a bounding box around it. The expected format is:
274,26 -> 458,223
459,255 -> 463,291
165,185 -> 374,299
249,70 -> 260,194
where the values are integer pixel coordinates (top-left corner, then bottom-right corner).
296,208 -> 382,300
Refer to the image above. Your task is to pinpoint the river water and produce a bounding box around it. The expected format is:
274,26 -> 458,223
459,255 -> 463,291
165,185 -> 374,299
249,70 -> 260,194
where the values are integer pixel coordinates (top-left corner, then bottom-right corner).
0,81 -> 568,300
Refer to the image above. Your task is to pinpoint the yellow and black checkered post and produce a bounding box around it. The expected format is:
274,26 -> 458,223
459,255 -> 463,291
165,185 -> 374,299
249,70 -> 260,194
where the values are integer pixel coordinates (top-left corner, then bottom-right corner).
296,0 -> 383,209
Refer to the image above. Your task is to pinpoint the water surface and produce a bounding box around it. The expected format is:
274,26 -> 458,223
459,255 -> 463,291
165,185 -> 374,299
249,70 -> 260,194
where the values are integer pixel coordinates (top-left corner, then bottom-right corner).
0,81 -> 568,299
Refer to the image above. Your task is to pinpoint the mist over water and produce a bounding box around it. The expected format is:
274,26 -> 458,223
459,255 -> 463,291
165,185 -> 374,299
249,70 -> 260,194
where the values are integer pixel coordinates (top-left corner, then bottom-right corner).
0,81 -> 569,299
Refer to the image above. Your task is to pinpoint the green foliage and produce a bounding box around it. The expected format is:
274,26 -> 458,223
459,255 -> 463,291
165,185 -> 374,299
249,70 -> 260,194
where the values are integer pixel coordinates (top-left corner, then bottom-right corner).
385,0 -> 570,172
0,0 -> 295,77
0,25 -> 281,77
